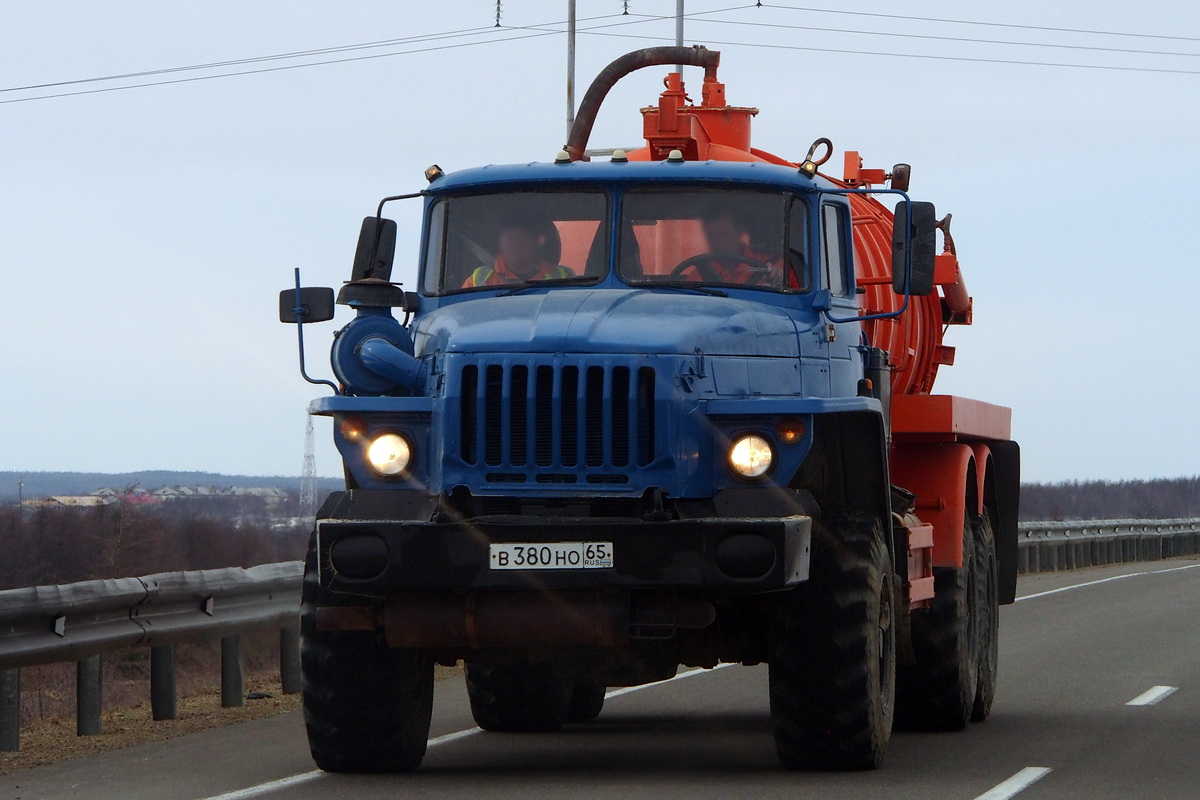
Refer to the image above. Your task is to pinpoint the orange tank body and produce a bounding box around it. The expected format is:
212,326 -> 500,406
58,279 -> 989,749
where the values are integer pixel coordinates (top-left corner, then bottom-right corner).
624,71 -> 970,398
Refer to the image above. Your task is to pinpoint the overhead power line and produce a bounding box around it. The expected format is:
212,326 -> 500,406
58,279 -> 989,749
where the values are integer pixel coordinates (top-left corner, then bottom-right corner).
690,16 -> 1200,59
554,24 -> 1200,77
0,14 -> 638,105
1,24 -> 504,93
0,5 -> 760,105
763,3 -> 1200,44
4,4 -> 1197,105
0,30 -> 556,105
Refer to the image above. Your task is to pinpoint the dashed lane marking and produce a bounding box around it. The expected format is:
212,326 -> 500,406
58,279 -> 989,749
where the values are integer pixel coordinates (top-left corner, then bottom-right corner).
1126,685 -> 1179,706
972,766 -> 1053,800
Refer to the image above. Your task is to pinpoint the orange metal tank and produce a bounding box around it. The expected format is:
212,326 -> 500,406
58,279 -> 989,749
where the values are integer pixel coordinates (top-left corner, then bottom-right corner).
617,68 -> 969,396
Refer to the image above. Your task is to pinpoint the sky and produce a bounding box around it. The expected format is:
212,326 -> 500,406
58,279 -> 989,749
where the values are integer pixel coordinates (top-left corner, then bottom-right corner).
1,1 -> 1197,484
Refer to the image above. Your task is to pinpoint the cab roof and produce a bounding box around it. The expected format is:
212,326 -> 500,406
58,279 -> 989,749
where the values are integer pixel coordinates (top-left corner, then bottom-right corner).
429,159 -> 831,194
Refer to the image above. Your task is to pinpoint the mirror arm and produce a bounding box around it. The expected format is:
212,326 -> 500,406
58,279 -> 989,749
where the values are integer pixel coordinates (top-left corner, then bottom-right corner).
817,187 -> 913,324
375,191 -> 426,219
291,268 -> 340,395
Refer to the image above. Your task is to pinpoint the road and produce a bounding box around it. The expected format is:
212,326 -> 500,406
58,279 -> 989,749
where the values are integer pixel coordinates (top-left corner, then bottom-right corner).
7,558 -> 1199,800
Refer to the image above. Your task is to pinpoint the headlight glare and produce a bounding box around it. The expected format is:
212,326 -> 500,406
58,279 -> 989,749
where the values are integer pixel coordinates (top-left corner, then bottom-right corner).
729,434 -> 773,479
366,433 -> 411,477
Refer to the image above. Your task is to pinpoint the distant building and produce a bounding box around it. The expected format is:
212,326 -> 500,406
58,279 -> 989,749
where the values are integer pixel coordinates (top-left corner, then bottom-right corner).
18,486 -> 290,509
26,495 -> 111,508
148,486 -> 290,507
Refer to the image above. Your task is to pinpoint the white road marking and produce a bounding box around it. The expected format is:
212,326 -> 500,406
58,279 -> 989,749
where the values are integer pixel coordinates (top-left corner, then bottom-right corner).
972,766 -> 1052,800
198,771 -> 323,800
1126,685 -> 1179,706
1015,562 -> 1200,602
604,662 -> 736,700
194,662 -> 735,800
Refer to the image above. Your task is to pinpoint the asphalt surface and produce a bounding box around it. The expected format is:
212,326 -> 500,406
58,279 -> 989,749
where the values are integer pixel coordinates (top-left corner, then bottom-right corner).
6,558 -> 1199,800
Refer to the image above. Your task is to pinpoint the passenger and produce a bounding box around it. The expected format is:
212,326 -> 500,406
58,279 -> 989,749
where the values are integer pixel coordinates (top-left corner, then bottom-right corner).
678,207 -> 783,286
462,216 -> 575,288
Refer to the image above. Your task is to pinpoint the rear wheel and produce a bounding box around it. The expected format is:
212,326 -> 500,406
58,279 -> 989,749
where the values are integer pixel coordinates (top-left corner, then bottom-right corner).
301,534 -> 434,773
769,513 -> 896,770
895,510 -> 981,731
971,513 -> 999,722
465,662 -> 570,732
566,682 -> 607,723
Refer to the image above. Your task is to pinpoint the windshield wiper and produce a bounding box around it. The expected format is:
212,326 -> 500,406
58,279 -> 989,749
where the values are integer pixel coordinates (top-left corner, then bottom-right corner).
635,282 -> 728,297
498,275 -> 599,296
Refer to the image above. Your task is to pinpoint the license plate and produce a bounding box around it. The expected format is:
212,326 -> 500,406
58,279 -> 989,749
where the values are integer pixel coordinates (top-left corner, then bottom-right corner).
489,542 -> 614,570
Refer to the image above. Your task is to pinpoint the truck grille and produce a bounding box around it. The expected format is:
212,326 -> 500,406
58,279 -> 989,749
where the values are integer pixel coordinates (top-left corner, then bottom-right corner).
459,363 -> 656,473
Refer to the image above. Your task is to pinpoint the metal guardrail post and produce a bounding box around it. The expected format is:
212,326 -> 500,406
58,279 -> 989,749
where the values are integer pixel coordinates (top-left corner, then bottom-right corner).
279,626 -> 301,695
76,655 -> 103,736
150,645 -> 177,721
221,635 -> 243,708
0,668 -> 19,752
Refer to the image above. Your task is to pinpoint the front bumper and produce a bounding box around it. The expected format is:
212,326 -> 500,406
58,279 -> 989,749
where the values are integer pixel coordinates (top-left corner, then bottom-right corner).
316,513 -> 812,597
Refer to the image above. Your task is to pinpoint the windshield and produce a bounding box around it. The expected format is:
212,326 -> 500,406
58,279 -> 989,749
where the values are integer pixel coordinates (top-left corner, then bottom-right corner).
620,189 -> 808,292
423,191 -> 608,295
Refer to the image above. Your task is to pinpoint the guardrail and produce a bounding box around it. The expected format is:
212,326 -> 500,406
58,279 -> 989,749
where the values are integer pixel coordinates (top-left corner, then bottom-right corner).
1017,518 -> 1200,573
0,562 -> 302,751
2,518 -> 1199,753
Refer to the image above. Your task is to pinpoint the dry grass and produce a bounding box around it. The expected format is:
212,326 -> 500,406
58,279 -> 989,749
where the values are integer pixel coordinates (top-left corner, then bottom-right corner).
1,644 -> 463,776
0,672 -> 300,775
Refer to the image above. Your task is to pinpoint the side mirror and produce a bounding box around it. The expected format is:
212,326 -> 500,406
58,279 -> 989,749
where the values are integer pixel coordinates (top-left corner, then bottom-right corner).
351,217 -> 398,282
279,287 -> 335,323
891,200 -> 937,296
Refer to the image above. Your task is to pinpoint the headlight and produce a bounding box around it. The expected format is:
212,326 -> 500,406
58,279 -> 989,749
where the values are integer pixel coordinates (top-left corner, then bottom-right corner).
366,433 -> 412,477
729,434 -> 773,479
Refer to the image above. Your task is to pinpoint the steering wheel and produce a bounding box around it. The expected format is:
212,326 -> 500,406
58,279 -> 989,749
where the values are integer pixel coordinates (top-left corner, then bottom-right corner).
668,253 -> 773,283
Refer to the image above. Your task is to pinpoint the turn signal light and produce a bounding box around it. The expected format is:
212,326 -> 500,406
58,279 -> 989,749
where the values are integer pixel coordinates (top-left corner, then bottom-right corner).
776,419 -> 805,445
339,416 -> 367,443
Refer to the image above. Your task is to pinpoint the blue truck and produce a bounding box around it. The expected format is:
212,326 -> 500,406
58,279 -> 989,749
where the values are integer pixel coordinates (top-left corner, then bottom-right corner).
281,47 -> 1020,773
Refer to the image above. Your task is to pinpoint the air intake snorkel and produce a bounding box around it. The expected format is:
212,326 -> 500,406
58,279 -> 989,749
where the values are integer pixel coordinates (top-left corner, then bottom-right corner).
330,213 -> 424,396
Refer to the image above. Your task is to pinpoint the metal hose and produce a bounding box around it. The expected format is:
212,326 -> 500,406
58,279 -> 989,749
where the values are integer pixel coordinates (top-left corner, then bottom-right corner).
564,46 -> 721,161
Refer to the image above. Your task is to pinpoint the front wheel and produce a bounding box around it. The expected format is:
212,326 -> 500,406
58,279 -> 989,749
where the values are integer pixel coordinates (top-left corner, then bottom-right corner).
769,513 -> 897,770
300,534 -> 435,773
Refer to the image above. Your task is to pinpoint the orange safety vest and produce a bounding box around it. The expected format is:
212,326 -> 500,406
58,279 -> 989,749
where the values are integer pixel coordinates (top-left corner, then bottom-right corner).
683,247 -> 782,286
463,258 -> 574,288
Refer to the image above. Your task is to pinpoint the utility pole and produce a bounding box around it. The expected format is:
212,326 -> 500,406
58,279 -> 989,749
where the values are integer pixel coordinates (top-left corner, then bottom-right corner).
301,414 -> 316,520
566,0 -> 576,143
675,0 -> 685,73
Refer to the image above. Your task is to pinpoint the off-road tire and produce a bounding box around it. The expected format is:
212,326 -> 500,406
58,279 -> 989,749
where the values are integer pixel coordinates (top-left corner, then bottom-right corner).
971,513 -> 999,722
465,662 -> 570,732
769,513 -> 897,771
301,533 -> 435,773
895,511 -> 981,731
566,682 -> 606,722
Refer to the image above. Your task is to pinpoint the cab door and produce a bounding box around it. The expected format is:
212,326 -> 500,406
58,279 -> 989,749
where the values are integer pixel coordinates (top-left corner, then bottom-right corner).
819,201 -> 860,394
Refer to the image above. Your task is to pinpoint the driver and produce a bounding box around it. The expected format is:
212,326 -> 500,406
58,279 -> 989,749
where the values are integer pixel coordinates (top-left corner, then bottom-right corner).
677,206 -> 782,286
463,214 -> 576,288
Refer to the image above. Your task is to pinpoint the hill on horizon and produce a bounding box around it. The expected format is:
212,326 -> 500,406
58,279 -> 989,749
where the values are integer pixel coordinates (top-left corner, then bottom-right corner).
0,470 -> 343,501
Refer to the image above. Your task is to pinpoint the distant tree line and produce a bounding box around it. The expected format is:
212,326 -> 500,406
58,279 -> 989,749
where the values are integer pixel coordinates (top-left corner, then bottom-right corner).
3,477 -> 1198,589
1020,476 -> 1200,521
0,497 -> 308,591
